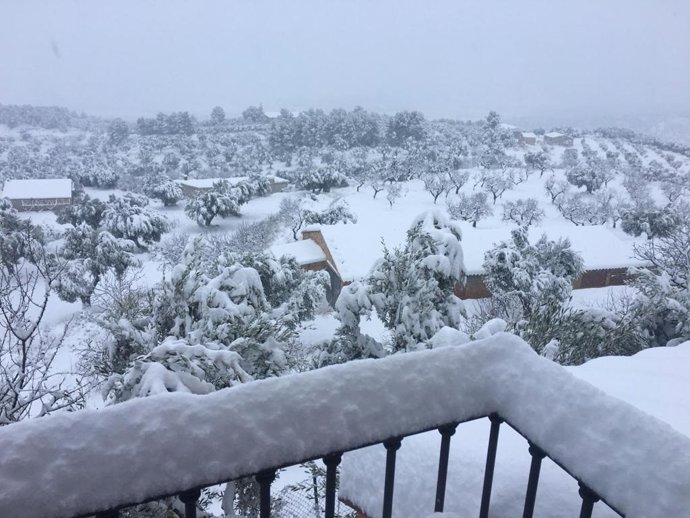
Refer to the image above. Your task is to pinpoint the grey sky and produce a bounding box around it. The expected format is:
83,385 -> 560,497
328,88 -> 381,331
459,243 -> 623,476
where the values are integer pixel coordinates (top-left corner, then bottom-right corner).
1,0 -> 689,124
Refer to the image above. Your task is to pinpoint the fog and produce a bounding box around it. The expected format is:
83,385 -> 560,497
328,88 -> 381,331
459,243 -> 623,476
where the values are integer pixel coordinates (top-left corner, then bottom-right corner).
1,0 -> 689,125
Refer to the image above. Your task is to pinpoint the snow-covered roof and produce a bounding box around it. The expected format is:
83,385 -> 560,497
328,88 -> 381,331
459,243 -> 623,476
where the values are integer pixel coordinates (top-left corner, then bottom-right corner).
270,239 -> 326,266
269,175 -> 289,183
545,131 -> 565,138
1,178 -> 72,200
339,340 -> 690,518
1,335 -> 688,517
175,177 -> 248,189
461,225 -> 645,275
521,131 -> 537,138
322,218 -> 644,281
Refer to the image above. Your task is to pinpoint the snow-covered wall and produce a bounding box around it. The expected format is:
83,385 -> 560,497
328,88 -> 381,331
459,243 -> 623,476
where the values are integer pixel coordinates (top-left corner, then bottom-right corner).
0,335 -> 688,518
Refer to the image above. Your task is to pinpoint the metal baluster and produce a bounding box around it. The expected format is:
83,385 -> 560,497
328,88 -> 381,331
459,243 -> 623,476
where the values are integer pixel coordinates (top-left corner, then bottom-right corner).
256,469 -> 277,518
180,488 -> 201,518
381,437 -> 403,518
323,453 -> 342,518
578,483 -> 600,518
434,423 -> 458,512
522,443 -> 546,518
479,414 -> 502,518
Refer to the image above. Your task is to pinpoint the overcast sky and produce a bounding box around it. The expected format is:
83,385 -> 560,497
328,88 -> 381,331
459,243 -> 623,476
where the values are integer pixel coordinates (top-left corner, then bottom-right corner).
1,1 -> 689,124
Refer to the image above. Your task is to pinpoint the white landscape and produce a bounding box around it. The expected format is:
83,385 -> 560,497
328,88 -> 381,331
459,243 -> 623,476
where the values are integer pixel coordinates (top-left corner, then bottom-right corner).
1,1 -> 689,518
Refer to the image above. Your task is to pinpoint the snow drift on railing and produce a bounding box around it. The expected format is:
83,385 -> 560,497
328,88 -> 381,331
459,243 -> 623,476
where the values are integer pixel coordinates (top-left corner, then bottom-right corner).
0,333 -> 688,518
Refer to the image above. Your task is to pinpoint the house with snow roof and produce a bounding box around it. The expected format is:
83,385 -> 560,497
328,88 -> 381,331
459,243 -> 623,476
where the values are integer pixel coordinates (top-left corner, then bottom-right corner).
315,222 -> 644,299
543,131 -> 574,146
1,178 -> 73,211
518,131 -> 538,145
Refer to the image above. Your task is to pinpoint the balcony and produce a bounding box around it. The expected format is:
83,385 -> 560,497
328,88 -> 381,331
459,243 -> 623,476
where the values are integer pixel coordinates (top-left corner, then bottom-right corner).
0,333 -> 689,518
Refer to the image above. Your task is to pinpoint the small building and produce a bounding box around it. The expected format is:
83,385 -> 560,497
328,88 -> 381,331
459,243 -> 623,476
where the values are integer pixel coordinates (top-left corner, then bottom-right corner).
270,233 -> 343,305
518,132 -> 538,145
1,178 -> 73,211
544,132 -> 574,146
268,175 -> 289,193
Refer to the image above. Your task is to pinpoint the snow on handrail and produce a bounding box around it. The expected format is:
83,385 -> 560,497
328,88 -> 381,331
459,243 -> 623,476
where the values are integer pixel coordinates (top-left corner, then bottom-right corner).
0,333 -> 688,518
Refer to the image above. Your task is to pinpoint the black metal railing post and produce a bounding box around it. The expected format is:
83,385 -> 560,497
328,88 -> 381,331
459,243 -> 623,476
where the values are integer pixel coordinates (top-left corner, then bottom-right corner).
522,443 -> 546,518
578,483 -> 601,518
479,414 -> 502,518
256,469 -> 277,518
434,423 -> 458,512
179,488 -> 201,518
381,437 -> 403,518
323,452 -> 343,518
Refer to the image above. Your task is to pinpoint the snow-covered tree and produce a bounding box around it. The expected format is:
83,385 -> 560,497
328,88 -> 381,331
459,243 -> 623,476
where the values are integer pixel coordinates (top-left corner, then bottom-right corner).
56,195 -> 106,228
557,192 -> 608,226
478,170 -> 514,204
56,224 -> 139,305
331,211 -> 465,358
107,118 -> 129,145
386,111 -> 426,146
447,192 -> 492,227
620,205 -> 680,239
502,198 -> 545,227
483,227 -> 584,320
102,194 -> 170,248
386,182 -> 404,207
524,150 -> 552,177
143,175 -> 184,207
566,163 -> 605,193
295,164 -> 348,194
1,256 -> 84,424
422,172 -> 451,204
560,148 -> 579,168
185,181 -> 241,226
210,105 -> 226,125
626,218 -> 690,347
447,170 -> 469,195
544,175 -> 570,205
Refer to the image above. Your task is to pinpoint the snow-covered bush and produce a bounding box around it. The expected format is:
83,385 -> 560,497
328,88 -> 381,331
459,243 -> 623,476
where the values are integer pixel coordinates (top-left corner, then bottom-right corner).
294,164 -> 348,194
103,338 -> 251,404
446,192 -> 492,227
626,220 -> 690,347
56,195 -> 106,228
102,194 -> 170,248
483,227 -> 584,321
519,302 -> 645,365
56,224 -> 140,305
184,181 -> 241,226
620,205 -> 680,239
501,198 -> 545,227
143,175 -> 184,206
331,211 -> 466,359
566,163 -> 605,193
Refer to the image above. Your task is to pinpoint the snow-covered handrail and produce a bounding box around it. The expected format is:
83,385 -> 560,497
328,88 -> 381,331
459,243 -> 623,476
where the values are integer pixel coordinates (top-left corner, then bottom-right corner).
0,333 -> 689,518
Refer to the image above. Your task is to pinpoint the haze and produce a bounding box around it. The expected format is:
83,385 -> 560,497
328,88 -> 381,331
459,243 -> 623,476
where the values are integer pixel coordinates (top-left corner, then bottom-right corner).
2,0 -> 689,125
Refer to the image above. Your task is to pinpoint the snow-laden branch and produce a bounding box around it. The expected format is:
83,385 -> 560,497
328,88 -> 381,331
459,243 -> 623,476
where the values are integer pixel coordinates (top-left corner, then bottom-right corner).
0,334 -> 688,518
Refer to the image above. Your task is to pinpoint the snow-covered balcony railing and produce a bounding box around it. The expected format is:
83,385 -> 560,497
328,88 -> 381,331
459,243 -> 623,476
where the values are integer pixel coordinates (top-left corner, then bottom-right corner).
1,334 -> 689,518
